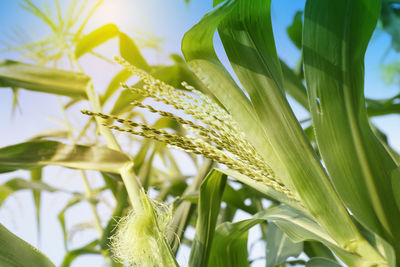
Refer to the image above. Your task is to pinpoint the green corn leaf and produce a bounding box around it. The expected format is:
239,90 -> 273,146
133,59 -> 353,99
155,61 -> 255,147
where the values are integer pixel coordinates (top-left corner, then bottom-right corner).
168,160 -> 213,255
30,168 -> 43,241
209,219 -> 261,267
152,117 -> 182,132
254,206 -> 377,267
58,198 -> 82,250
63,98 -> 82,109
28,129 -> 70,141
151,65 -> 183,89
168,54 -> 212,95
99,188 -> 128,250
183,0 -> 302,212
211,0 -> 373,257
222,183 -> 257,214
280,59 -> 309,110
101,69 -> 132,106
204,203 -> 376,267
368,102 -> 400,116
74,0 -> 104,39
303,0 -> 400,250
119,32 -> 150,71
216,168 -> 306,215
181,0 -> 276,168
110,87 -> 144,115
133,139 -> 152,173
286,11 -> 303,50
392,167 -> 400,213
0,140 -> 131,174
0,177 -> 72,207
306,258 -> 342,267
60,240 -> 101,267
0,222 -> 55,267
101,172 -> 121,199
303,241 -> 336,262
366,95 -> 400,116
189,169 -> 227,267
11,87 -> 20,116
75,24 -> 119,58
380,61 -> 400,85
0,60 -> 89,98
266,223 -> 303,267
380,0 -> 400,52
137,144 -> 157,188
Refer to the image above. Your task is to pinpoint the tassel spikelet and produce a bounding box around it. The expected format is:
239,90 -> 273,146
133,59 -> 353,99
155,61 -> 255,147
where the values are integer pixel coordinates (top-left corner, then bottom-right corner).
81,57 -> 300,203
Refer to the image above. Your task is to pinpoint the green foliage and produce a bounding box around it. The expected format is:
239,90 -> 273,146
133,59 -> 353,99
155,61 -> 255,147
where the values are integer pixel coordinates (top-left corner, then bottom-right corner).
306,258 -> 342,267
265,223 -> 303,267
380,0 -> 400,51
75,24 -> 120,58
209,219 -> 258,267
60,240 -> 101,267
286,11 -> 303,50
0,140 -> 131,173
189,169 -> 227,267
0,177 -> 66,206
0,222 -> 55,267
0,60 -> 89,98
1,0 -> 399,266
303,0 -> 400,249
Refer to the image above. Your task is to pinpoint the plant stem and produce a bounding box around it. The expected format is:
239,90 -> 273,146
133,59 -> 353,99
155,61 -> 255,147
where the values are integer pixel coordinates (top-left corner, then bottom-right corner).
67,49 -> 144,212
58,98 -> 103,236
80,171 -> 103,233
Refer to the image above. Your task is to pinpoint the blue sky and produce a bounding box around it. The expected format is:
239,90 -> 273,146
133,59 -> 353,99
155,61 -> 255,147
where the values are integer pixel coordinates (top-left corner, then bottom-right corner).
0,0 -> 399,266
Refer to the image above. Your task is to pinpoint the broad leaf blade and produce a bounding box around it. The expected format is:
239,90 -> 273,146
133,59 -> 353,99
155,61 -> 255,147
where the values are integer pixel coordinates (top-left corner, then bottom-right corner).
280,60 -> 309,110
30,168 -> 43,241
366,95 -> 400,116
168,160 -> 214,254
99,188 -> 127,250
101,69 -> 132,105
216,168 -> 306,214
254,206 -> 374,267
266,223 -> 303,267
303,241 -> 336,262
58,198 -> 82,250
60,240 -> 101,267
214,0 -> 365,252
209,219 -> 261,267
0,140 -> 131,173
0,222 -> 55,267
392,167 -> 400,213
303,0 -> 400,245
306,258 -> 342,267
119,32 -> 149,71
181,0 -> 275,167
0,177 -> 63,206
110,88 -> 144,115
189,169 -> 227,267
287,11 -> 303,50
75,24 -> 119,58
380,0 -> 400,52
0,60 -> 89,98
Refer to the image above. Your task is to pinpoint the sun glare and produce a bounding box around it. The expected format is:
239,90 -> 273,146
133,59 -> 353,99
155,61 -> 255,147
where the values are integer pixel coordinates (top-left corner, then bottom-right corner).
91,0 -> 126,25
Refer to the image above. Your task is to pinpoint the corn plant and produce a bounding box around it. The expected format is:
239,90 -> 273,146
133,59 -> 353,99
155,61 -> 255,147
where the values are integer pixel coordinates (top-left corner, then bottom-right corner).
0,0 -> 204,266
1,0 -> 400,266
